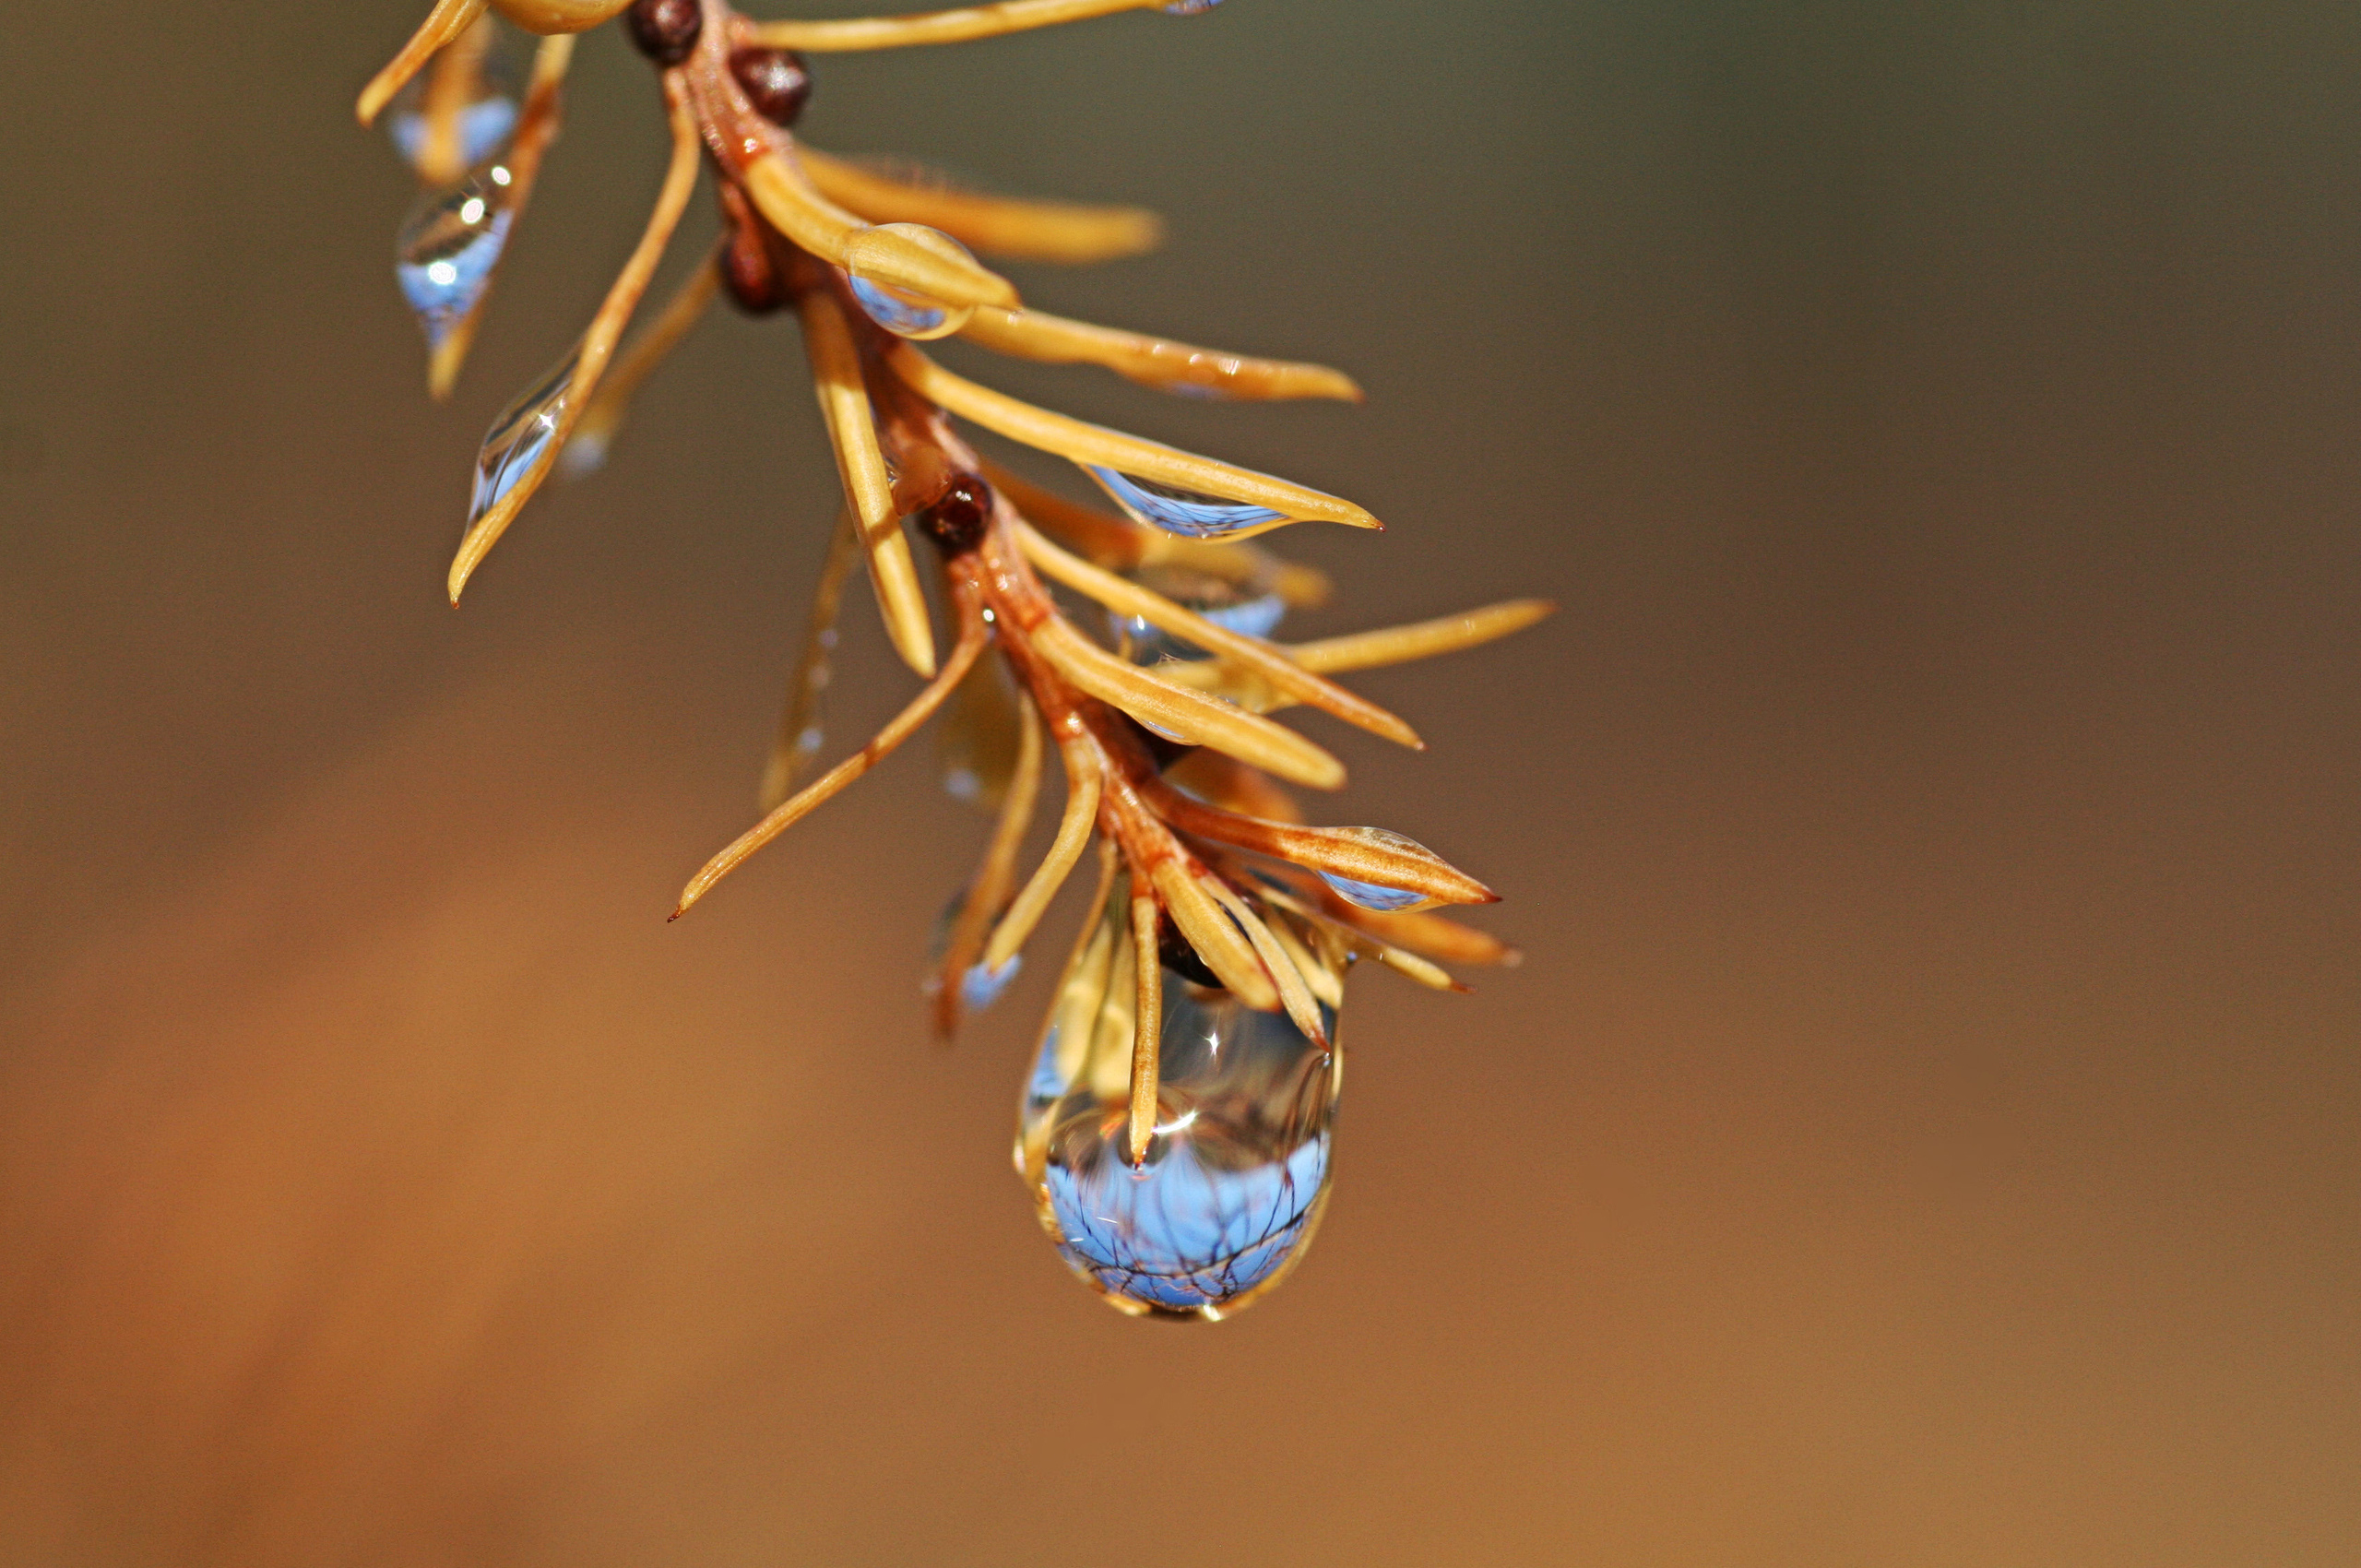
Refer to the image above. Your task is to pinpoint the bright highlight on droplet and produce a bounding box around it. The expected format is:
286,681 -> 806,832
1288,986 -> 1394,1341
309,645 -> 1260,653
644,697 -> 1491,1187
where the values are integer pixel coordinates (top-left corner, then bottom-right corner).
470,347 -> 579,524
397,166 -> 519,348
1108,576 -> 1285,665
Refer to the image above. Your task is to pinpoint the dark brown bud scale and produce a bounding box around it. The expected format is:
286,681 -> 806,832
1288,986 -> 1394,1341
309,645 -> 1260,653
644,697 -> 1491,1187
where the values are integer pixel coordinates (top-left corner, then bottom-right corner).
729,47 -> 814,127
918,474 -> 991,555
722,223 -> 787,315
624,0 -> 702,65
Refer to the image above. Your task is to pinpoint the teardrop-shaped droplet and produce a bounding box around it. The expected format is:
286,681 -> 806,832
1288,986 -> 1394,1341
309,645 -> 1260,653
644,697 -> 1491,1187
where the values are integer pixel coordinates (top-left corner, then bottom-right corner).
1161,0 -> 1225,13
389,96 -> 518,176
1315,872 -> 1428,911
469,346 -> 578,525
926,888 -> 1021,1017
962,955 -> 1022,1012
1018,902 -> 1341,1320
937,651 -> 1026,810
386,19 -> 520,176
1303,826 -> 1462,911
1106,565 -> 1286,665
1085,466 -> 1286,539
397,162 -> 517,349
842,223 -> 978,341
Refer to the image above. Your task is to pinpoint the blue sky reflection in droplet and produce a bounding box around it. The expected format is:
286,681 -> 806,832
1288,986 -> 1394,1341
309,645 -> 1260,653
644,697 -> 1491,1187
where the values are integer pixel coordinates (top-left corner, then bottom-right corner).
397,165 -> 516,348
1085,466 -> 1287,538
1023,965 -> 1339,1318
847,274 -> 948,338
1315,872 -> 1428,912
389,101 -> 517,177
470,348 -> 577,525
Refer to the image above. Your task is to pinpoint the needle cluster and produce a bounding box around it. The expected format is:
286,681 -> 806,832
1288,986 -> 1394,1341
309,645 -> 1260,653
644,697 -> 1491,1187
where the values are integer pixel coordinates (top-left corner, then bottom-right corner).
358,0 -> 1550,1174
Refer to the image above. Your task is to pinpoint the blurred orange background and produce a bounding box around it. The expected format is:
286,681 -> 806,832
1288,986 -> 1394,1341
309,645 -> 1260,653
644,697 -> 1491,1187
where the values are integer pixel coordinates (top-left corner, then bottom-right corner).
3,2 -> 2357,1562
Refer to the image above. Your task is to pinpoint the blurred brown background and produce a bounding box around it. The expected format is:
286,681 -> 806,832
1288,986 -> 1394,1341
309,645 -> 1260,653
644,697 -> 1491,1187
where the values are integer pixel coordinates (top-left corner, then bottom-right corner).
4,1 -> 2358,1562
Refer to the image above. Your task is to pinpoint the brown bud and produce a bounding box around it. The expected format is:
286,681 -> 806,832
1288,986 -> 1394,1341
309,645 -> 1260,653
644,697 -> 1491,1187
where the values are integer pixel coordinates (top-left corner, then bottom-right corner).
728,47 -> 813,128
917,473 -> 991,555
715,182 -> 787,315
723,232 -> 786,315
624,0 -> 702,65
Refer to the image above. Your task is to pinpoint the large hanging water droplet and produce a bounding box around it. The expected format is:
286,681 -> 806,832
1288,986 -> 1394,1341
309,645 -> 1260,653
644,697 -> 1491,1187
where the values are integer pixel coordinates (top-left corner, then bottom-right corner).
1106,565 -> 1285,665
842,223 -> 978,341
1085,466 -> 1286,539
470,346 -> 578,525
1018,907 -> 1341,1320
397,162 -> 517,349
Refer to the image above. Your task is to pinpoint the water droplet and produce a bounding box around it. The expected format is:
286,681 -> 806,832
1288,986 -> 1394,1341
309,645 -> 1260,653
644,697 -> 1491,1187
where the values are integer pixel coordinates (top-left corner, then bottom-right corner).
937,652 -> 1025,811
386,33 -> 519,175
397,163 -> 517,348
1018,914 -> 1341,1320
1315,872 -> 1428,911
842,223 -> 978,340
554,429 -> 608,481
470,346 -> 578,525
927,889 -> 1021,1016
1161,0 -> 1225,13
1106,566 -> 1285,664
962,955 -> 1022,1012
1085,466 -> 1285,539
847,275 -> 955,338
390,98 -> 518,175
